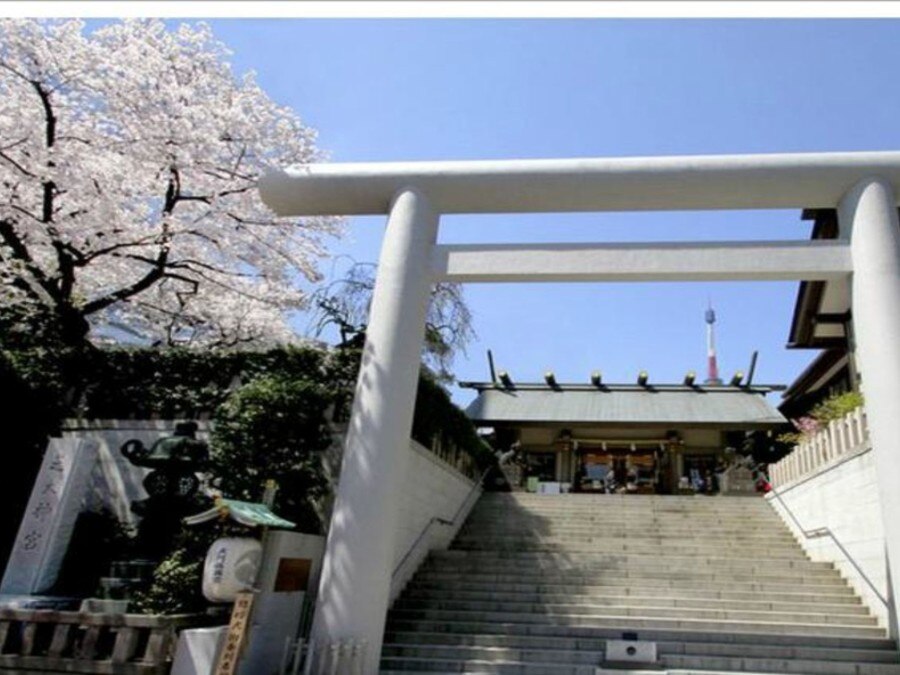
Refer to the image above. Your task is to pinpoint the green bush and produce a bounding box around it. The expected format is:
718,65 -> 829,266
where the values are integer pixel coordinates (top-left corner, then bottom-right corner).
132,520 -> 250,615
777,390 -> 865,447
412,373 -> 496,473
810,390 -> 864,423
210,375 -> 334,534
134,548 -> 204,615
81,346 -> 328,419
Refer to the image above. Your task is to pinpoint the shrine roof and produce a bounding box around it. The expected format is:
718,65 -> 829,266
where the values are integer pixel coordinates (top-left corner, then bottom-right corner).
461,383 -> 786,429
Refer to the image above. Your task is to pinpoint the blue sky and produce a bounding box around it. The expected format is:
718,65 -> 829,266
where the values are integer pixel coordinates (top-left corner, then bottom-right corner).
207,19 -> 900,405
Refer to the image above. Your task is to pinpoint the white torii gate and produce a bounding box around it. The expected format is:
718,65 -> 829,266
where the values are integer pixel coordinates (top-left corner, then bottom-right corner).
260,151 -> 900,673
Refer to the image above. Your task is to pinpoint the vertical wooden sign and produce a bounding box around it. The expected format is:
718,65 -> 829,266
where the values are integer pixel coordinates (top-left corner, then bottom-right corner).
214,591 -> 255,675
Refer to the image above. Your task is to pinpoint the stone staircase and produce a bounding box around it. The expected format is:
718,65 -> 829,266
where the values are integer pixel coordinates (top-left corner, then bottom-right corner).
381,492 -> 900,674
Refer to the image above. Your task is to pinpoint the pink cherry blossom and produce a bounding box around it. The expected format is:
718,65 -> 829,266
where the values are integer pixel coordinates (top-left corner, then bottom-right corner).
0,19 -> 342,347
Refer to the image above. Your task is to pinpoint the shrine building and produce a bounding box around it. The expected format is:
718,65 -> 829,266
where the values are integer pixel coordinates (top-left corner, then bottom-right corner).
462,375 -> 786,494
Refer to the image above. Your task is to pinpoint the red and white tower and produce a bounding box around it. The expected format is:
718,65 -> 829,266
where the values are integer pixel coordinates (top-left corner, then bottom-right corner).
705,303 -> 723,385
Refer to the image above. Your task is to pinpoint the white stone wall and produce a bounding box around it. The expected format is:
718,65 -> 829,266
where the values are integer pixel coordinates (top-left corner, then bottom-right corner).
389,440 -> 479,603
766,446 -> 888,626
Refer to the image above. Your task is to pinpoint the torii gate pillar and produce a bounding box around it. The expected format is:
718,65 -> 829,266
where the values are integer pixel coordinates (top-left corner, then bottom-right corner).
310,188 -> 438,673
841,178 -> 900,637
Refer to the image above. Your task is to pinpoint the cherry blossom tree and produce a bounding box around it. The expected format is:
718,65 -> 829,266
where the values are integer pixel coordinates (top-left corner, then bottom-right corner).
0,19 -> 340,347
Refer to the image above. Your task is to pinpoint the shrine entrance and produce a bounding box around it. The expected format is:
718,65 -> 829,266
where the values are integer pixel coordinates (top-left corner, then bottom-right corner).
259,151 -> 900,674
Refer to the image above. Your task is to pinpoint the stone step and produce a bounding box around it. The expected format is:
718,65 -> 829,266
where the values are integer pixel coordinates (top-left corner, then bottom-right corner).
382,643 -> 900,672
471,503 -> 777,513
450,541 -> 807,558
418,567 -> 835,585
482,492 -> 766,508
478,496 -> 771,507
469,509 -> 780,519
463,525 -> 788,536
460,520 -> 794,541
464,515 -> 787,524
385,623 -> 895,651
459,529 -> 795,541
464,528 -> 782,537
384,631 -> 898,662
382,665 -> 897,675
430,549 -> 824,567
452,541 -> 800,553
472,498 -> 774,508
663,653 -> 900,675
469,510 -> 778,519
389,602 -> 879,626
468,507 -> 781,516
463,522 -> 796,534
385,615 -> 887,641
384,493 -> 886,675
459,519 -> 793,530
380,655 -> 597,674
414,569 -> 848,588
401,589 -> 869,615
468,510 -> 778,519
488,494 -> 768,502
384,644 -> 603,665
423,556 -> 834,576
455,535 -> 799,549
381,651 -> 900,675
434,547 -> 814,561
406,579 -> 860,603
471,505 -> 778,513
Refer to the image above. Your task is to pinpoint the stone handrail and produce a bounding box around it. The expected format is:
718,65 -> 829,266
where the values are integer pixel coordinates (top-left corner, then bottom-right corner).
0,608 -> 208,674
769,406 -> 869,487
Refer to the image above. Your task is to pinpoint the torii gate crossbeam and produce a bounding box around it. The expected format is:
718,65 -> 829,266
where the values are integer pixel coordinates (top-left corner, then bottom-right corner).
259,151 -> 900,673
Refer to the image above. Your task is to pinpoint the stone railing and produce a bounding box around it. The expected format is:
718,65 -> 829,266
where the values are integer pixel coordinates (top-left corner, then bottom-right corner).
0,608 -> 207,674
769,406 -> 869,487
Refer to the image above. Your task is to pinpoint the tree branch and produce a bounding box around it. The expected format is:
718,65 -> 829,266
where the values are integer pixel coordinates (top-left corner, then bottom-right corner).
83,167 -> 181,315
0,149 -> 38,178
0,217 -> 60,304
30,79 -> 79,301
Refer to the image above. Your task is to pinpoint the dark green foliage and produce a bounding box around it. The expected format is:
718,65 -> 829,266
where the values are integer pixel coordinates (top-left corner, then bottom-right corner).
133,548 -> 205,615
412,373 -> 496,473
0,303 -> 69,351
1,341 -> 331,421
130,522 -> 244,615
80,346 -> 328,419
211,376 -> 333,534
810,390 -> 864,423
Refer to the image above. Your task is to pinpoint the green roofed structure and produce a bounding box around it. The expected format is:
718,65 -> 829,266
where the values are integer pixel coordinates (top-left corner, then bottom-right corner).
184,498 -> 296,529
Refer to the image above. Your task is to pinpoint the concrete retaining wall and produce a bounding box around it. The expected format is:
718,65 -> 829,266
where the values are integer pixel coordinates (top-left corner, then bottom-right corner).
389,440 -> 479,603
766,445 -> 888,626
